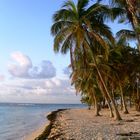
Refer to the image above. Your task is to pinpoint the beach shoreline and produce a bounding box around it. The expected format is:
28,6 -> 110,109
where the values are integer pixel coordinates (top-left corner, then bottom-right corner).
27,108 -> 140,140
25,123 -> 48,140
25,109 -> 66,140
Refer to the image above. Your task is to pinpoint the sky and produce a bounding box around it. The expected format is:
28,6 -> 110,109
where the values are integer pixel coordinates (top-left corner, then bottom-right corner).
0,0 -> 131,103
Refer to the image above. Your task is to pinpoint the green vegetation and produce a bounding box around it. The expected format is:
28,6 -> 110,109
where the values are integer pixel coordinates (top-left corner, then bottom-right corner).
51,0 -> 140,120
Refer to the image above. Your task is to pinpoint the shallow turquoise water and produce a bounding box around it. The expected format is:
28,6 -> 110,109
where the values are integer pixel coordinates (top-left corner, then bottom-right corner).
0,103 -> 85,140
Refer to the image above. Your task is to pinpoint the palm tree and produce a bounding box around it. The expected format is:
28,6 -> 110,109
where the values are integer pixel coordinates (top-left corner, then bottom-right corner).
51,0 -> 122,120
110,0 -> 140,51
51,0 -> 114,69
109,42 -> 130,114
71,50 -> 102,116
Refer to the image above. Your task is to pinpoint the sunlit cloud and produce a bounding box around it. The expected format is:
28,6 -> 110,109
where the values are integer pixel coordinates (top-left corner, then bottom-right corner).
8,52 -> 56,79
8,51 -> 32,78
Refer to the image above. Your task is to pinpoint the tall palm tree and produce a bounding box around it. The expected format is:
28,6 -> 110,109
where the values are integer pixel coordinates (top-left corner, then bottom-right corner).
109,41 -> 130,114
51,0 -> 113,69
111,0 -> 140,51
72,69 -> 102,116
51,0 -> 122,120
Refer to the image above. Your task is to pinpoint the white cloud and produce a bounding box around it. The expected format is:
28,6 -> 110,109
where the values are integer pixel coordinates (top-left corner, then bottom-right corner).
8,52 -> 32,78
45,80 -> 54,88
29,60 -> 56,79
0,77 -> 81,103
51,78 -> 61,86
8,52 -> 56,79
1,51 -> 80,103
11,51 -> 32,67
0,75 -> 5,81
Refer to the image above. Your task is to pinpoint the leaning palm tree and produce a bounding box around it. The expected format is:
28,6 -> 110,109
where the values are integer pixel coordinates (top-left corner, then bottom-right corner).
51,0 -> 122,120
108,41 -> 130,114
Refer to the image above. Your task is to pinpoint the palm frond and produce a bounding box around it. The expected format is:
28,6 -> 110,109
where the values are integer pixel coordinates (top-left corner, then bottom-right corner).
53,26 -> 74,53
62,0 -> 77,15
53,9 -> 76,22
110,7 -> 126,20
116,29 -> 136,41
92,22 -> 114,43
89,31 -> 109,57
60,34 -> 73,54
85,3 -> 112,22
77,0 -> 89,16
51,20 -> 73,36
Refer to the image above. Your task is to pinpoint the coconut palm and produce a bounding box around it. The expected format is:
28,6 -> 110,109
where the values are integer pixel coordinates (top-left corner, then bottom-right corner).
51,0 -> 114,69
51,0 -> 122,120
71,48 -> 102,116
109,42 -> 130,114
110,0 -> 140,51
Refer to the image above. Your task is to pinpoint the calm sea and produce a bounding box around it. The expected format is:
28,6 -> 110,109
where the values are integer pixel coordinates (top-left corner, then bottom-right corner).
0,103 -> 86,140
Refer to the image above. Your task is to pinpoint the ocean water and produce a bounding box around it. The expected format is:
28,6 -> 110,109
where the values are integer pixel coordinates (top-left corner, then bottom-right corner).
0,103 -> 85,140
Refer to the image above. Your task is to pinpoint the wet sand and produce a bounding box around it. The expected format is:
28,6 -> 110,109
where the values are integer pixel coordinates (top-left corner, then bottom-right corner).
25,123 -> 48,140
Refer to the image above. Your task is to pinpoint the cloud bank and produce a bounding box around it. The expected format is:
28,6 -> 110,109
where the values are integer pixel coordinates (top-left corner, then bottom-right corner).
0,77 -> 80,103
0,51 -> 81,103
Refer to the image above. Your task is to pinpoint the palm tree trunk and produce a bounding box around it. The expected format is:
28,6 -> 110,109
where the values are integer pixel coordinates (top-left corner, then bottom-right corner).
93,93 -> 100,116
102,98 -> 106,108
120,96 -> 123,110
98,81 -> 114,117
111,88 -> 115,102
136,78 -> 140,111
108,99 -> 114,118
96,64 -> 122,120
70,47 -> 74,70
126,0 -> 140,51
119,84 -> 129,114
129,95 -> 132,108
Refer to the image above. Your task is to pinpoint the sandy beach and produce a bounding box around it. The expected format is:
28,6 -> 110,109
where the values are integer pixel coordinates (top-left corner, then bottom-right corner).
33,108 -> 140,140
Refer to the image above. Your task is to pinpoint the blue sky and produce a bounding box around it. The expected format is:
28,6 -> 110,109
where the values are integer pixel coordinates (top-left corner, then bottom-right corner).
0,0 -> 80,103
0,0 -> 69,76
0,0 -> 131,103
